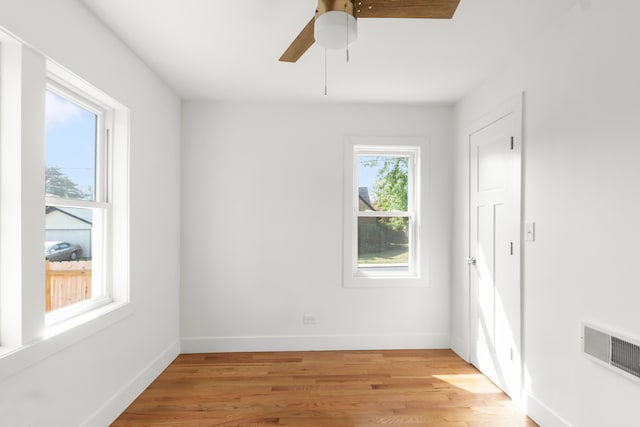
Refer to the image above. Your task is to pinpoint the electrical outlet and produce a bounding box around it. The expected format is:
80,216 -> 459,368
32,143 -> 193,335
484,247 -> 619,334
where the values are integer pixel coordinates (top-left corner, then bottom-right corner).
303,315 -> 316,325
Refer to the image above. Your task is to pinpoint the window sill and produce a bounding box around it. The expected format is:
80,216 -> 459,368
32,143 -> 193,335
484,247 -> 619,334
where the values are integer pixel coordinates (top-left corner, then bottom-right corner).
0,301 -> 132,382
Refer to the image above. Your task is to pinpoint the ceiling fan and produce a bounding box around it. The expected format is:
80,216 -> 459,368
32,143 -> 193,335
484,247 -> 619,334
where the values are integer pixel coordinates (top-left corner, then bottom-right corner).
280,0 -> 461,62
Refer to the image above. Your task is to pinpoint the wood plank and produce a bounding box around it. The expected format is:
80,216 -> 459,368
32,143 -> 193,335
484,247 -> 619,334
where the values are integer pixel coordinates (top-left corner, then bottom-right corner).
111,349 -> 537,427
356,0 -> 460,19
45,260 -> 92,312
279,18 -> 315,63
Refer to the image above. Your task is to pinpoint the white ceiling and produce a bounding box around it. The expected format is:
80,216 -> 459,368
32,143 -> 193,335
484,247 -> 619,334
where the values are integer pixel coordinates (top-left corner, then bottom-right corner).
81,0 -> 577,103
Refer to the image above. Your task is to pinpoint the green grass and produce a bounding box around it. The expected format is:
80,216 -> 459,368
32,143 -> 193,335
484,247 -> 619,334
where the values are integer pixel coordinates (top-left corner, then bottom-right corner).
358,243 -> 408,265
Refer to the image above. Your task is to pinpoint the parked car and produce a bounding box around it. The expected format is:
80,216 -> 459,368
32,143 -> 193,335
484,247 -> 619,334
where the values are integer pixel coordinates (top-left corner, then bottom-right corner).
45,241 -> 82,261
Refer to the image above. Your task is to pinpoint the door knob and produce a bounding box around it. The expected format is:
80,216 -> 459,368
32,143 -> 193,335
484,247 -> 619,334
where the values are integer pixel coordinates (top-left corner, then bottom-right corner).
466,257 -> 476,265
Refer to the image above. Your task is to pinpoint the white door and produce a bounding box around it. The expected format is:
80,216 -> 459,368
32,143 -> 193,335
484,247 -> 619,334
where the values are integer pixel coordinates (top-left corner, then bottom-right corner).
469,98 -> 522,399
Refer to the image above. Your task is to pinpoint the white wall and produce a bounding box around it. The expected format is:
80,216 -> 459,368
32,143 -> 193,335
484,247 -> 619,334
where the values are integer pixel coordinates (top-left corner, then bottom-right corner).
181,102 -> 453,352
452,2 -> 640,426
0,1 -> 181,426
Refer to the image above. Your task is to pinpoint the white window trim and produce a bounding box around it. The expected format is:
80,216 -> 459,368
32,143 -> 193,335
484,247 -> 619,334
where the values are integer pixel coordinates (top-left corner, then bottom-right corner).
44,76 -> 113,326
0,28 -> 131,379
43,61 -> 130,329
343,136 -> 428,288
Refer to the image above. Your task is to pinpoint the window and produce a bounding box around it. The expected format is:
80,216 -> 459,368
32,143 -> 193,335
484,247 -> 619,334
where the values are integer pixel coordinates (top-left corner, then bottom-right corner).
44,77 -> 113,323
343,137 -> 425,287
0,34 -> 130,373
40,60 -> 130,333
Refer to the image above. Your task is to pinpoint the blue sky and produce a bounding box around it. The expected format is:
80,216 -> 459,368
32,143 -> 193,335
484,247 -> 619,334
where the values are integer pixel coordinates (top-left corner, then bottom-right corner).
358,155 -> 382,202
45,91 -> 96,199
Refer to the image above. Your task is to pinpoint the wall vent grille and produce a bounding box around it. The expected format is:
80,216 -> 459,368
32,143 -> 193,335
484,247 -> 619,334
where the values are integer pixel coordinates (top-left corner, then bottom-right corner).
611,337 -> 640,377
583,323 -> 640,382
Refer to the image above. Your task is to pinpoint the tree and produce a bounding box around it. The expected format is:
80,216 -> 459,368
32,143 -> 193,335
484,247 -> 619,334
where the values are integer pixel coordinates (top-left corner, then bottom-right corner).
45,166 -> 88,199
365,156 -> 409,232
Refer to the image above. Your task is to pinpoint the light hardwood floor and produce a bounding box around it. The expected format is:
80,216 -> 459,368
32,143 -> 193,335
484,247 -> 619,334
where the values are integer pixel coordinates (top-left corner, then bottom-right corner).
111,349 -> 537,427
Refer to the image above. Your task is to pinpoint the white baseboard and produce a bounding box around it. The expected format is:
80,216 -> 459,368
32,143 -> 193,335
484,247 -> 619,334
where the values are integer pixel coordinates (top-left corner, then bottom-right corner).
80,338 -> 181,427
526,394 -> 573,427
181,333 -> 449,353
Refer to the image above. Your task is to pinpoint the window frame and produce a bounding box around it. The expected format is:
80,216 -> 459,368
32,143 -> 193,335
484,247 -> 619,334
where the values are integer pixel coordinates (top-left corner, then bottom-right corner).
355,148 -> 418,275
44,77 -> 113,326
343,136 -> 427,288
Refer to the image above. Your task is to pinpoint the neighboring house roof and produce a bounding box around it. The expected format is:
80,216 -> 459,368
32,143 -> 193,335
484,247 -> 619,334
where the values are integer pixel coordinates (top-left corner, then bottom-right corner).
358,187 -> 376,211
45,206 -> 92,225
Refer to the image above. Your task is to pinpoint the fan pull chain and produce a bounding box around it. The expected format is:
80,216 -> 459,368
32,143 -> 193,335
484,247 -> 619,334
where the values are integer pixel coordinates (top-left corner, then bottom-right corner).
324,48 -> 328,96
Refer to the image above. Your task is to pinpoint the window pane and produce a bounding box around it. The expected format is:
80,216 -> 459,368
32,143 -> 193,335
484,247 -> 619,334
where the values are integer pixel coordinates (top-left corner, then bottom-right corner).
357,216 -> 409,271
45,90 -> 97,201
357,155 -> 409,212
45,206 -> 93,312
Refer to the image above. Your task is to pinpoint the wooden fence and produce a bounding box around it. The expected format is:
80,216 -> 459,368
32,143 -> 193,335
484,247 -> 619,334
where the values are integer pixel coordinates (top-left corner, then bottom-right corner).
45,260 -> 92,312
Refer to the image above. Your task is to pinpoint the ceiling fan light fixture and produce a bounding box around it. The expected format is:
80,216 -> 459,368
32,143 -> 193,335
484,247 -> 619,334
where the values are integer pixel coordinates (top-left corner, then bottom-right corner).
314,11 -> 357,50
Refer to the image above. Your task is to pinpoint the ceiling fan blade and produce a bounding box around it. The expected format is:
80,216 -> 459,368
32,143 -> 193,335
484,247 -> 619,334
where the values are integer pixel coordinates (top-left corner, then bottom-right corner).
356,0 -> 460,19
279,17 -> 316,62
